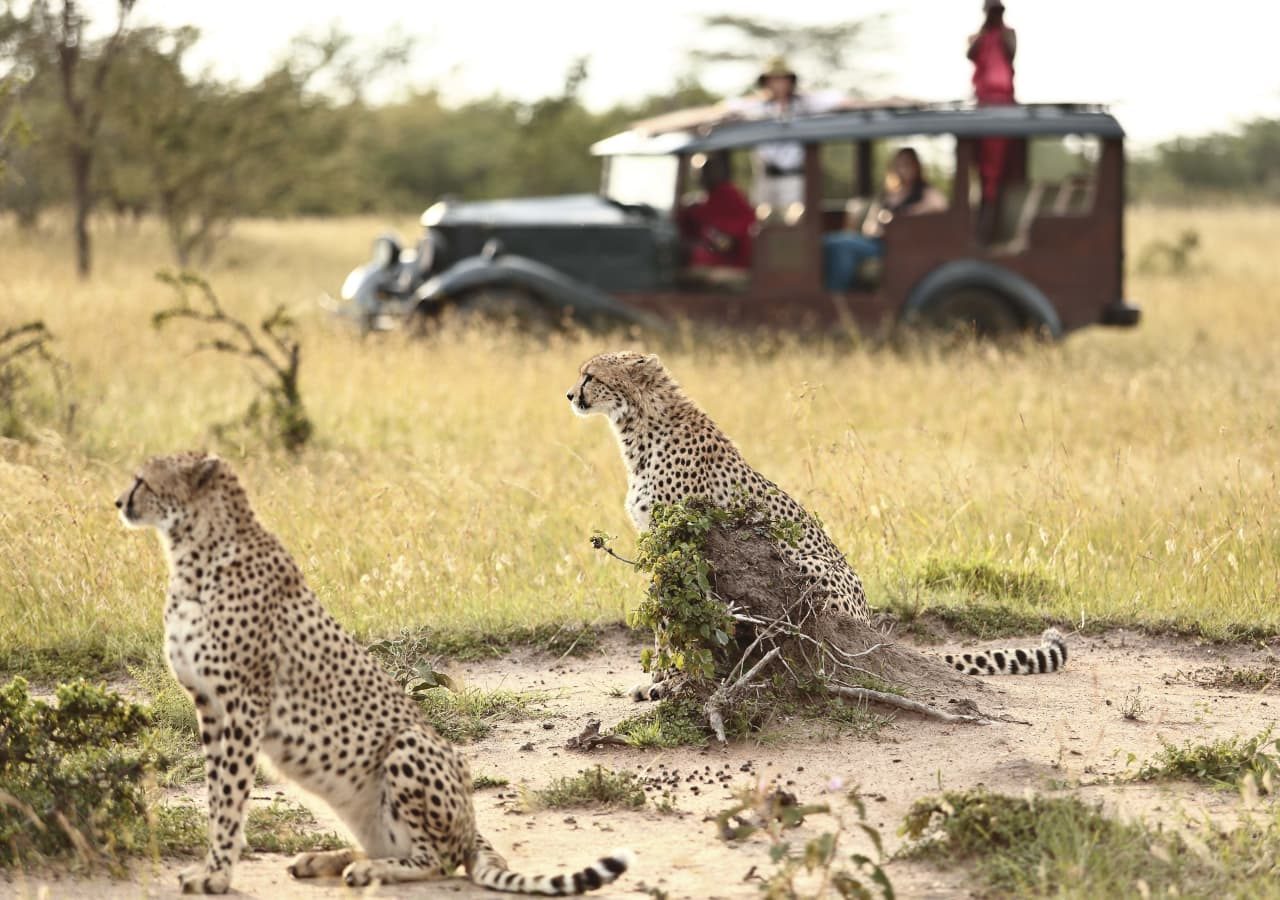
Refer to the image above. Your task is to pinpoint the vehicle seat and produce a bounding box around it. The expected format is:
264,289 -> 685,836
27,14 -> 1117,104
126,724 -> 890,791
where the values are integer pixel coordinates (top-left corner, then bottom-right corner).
988,181 -> 1045,255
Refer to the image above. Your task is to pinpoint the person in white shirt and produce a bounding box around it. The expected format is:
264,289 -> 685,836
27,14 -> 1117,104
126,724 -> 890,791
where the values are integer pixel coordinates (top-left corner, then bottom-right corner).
724,57 -> 850,215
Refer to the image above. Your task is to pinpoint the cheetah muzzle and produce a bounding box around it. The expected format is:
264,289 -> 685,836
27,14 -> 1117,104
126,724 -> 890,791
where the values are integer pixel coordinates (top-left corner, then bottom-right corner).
118,451 -> 633,895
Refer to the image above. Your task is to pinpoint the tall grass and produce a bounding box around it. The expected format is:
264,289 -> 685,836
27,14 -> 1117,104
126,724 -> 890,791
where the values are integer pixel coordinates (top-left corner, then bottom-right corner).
0,208 -> 1277,675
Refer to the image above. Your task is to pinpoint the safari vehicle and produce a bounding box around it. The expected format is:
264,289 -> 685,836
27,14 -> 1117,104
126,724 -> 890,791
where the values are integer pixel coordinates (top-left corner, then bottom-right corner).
335,102 -> 1139,338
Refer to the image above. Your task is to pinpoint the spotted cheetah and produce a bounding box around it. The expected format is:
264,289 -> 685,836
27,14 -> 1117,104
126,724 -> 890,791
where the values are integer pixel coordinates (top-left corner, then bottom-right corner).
117,452 -> 633,895
566,352 -> 1067,698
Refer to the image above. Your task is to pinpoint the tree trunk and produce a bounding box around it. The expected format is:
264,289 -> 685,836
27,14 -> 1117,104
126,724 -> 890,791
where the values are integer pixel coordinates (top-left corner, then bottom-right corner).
70,145 -> 92,278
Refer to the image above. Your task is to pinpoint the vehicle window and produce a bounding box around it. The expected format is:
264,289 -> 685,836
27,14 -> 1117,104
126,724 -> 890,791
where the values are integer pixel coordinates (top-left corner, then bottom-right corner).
1027,135 -> 1100,215
822,135 -> 954,235
601,155 -> 680,212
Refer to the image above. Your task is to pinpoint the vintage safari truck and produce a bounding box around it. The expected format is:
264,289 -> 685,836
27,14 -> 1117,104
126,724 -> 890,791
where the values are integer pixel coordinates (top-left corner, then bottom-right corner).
336,102 -> 1140,338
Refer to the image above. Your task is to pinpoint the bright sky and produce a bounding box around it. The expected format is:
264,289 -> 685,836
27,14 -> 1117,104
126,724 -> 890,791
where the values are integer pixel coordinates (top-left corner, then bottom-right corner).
84,0 -> 1278,149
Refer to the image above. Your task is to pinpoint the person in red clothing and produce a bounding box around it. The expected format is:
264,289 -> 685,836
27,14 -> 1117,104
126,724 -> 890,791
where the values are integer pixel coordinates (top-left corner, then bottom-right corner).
968,0 -> 1017,239
678,152 -> 755,269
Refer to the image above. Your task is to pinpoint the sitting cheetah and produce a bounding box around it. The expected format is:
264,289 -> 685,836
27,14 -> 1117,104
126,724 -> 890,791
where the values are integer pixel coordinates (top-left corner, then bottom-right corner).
117,452 -> 632,895
566,351 -> 1066,698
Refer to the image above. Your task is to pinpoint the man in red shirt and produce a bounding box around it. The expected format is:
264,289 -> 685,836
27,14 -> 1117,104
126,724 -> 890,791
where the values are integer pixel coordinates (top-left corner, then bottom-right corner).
679,152 -> 755,269
968,0 -> 1017,238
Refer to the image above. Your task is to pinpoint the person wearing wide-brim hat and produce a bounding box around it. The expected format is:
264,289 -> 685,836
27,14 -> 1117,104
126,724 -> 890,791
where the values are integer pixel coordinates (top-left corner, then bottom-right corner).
726,56 -> 852,214
756,55 -> 798,91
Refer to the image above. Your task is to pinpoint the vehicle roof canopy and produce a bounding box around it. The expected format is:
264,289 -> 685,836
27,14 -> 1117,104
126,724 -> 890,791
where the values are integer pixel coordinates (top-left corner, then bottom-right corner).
591,102 -> 1124,157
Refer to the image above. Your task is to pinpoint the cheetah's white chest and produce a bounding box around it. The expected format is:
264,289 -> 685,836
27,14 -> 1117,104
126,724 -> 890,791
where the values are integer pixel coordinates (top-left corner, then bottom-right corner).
164,590 -> 209,697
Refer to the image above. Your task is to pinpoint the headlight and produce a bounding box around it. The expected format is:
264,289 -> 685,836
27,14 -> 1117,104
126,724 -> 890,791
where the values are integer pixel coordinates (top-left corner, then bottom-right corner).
421,201 -> 448,228
372,233 -> 401,269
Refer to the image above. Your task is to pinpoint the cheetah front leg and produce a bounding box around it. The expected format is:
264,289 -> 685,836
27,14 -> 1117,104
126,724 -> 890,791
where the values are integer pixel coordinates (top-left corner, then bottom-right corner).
182,694 -> 264,894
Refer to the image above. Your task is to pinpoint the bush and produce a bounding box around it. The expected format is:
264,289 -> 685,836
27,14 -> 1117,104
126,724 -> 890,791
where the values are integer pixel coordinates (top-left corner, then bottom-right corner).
0,677 -> 159,869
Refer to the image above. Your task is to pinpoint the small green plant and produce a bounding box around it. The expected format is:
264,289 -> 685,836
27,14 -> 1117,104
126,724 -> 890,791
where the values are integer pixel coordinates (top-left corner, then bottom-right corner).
716,784 -> 893,899
522,766 -> 646,811
473,774 -> 509,790
1118,686 -> 1146,721
1134,728 -> 1280,789
629,499 -> 739,683
0,677 -> 160,869
414,684 -> 545,744
153,270 -> 312,453
611,698 -> 710,748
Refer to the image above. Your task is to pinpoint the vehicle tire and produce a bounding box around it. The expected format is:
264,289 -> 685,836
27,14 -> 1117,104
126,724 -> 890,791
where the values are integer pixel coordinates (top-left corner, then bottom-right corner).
920,286 -> 1023,338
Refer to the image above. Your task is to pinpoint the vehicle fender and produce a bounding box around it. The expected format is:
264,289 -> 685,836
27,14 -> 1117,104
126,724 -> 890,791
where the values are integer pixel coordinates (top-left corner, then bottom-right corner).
415,252 -> 664,329
902,259 -> 1064,338
340,263 -> 387,313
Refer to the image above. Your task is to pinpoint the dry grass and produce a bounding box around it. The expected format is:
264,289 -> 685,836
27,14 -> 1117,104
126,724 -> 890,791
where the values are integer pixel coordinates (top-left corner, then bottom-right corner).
0,207 -> 1277,675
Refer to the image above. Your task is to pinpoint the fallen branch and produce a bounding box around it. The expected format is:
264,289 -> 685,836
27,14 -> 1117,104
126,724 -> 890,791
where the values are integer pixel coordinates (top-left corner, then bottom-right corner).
825,684 -> 991,725
565,719 -> 630,752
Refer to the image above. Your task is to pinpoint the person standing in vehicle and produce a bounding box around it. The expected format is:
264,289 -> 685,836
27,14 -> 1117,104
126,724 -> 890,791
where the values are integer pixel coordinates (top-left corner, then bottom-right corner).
725,57 -> 850,216
968,0 -> 1017,238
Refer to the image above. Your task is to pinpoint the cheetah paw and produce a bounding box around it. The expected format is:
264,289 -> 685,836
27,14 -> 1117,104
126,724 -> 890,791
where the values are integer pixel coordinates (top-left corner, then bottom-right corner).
342,860 -> 377,888
289,849 -> 358,879
627,678 -> 669,702
178,865 -> 230,894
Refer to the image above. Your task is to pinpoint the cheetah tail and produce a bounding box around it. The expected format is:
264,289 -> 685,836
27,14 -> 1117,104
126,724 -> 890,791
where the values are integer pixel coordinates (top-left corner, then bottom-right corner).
470,843 -> 634,895
943,627 -> 1068,676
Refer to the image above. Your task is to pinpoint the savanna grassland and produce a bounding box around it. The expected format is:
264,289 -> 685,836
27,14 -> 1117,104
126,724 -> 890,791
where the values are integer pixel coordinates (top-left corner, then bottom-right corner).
0,207 -> 1278,680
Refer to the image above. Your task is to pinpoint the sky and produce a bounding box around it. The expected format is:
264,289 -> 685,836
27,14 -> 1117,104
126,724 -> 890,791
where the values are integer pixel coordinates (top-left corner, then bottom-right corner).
80,0 -> 1278,150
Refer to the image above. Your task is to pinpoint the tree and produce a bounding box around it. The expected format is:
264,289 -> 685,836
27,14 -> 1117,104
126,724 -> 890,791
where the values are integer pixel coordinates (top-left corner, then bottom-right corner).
691,14 -> 888,95
2,0 -> 136,276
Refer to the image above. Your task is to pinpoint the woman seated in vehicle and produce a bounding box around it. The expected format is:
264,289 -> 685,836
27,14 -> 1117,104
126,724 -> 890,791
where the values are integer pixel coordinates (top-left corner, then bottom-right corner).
824,147 -> 947,291
678,152 -> 755,270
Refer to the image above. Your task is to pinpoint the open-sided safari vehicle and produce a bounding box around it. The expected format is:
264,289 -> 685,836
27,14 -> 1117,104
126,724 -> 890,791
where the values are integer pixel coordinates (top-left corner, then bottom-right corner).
335,102 -> 1140,338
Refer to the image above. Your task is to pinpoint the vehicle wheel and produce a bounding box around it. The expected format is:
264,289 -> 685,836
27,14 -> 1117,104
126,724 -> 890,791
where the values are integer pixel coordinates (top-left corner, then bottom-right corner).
921,286 -> 1023,338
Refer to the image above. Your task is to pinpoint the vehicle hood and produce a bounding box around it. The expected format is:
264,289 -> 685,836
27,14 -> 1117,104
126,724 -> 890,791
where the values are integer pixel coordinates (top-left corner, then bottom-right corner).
423,194 -> 643,227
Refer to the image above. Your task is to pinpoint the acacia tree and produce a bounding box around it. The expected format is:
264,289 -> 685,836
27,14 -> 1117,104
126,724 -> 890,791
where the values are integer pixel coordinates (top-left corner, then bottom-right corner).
1,0 -> 136,276
692,14 -> 888,94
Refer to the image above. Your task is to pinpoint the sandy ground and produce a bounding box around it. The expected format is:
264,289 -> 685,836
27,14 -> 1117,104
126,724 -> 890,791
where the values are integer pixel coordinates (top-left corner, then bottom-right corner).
10,628 -> 1279,900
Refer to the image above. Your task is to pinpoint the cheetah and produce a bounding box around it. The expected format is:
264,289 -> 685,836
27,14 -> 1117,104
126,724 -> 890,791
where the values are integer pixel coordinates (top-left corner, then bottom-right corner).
566,351 -> 1067,698
117,451 -> 633,895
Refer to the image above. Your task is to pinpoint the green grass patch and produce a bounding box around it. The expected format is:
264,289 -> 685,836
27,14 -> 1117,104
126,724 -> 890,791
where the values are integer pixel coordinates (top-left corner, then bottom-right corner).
917,558 -> 1060,603
473,774 -> 509,790
611,698 -> 710,749
900,788 -> 1280,898
368,622 -> 602,666
415,685 -> 546,744
1133,729 -> 1280,789
150,798 -> 346,857
522,766 -> 646,811
1175,663 -> 1280,692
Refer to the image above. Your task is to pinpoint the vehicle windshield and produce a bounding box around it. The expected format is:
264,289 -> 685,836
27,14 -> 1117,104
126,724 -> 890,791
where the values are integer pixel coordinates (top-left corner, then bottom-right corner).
601,155 -> 679,212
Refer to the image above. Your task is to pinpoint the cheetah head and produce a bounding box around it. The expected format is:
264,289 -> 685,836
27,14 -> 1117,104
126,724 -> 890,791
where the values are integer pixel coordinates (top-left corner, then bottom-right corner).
566,351 -> 667,421
116,451 -> 227,536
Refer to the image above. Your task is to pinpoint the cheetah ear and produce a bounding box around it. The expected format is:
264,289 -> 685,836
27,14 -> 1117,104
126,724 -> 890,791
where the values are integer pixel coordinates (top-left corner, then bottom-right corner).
188,455 -> 222,492
641,353 -> 662,370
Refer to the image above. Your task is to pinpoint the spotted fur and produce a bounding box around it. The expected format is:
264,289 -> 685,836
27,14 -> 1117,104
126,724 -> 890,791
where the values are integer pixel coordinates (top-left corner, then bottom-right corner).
117,452 -> 632,895
944,628 -> 1067,675
566,352 -> 1068,697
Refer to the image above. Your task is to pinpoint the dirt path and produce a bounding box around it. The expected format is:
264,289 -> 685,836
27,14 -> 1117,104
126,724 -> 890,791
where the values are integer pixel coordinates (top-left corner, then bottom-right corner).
13,629 -> 1278,899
